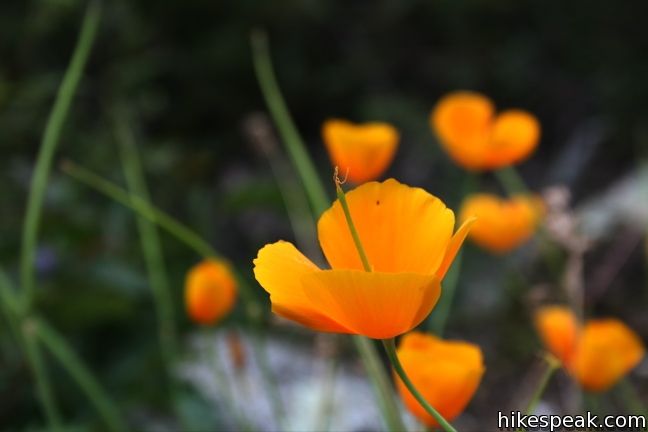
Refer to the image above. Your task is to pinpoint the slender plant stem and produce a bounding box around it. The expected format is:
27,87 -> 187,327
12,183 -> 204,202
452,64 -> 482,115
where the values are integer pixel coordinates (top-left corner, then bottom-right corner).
35,318 -> 126,432
61,162 -> 287,426
523,355 -> 559,416
335,182 -> 372,271
617,378 -> 648,416
0,269 -> 21,342
23,321 -> 63,432
428,250 -> 463,336
115,109 -> 178,378
62,160 -> 219,260
494,166 -> 530,196
250,30 -> 329,216
20,0 -> 101,312
383,339 -> 457,432
250,29 -> 406,431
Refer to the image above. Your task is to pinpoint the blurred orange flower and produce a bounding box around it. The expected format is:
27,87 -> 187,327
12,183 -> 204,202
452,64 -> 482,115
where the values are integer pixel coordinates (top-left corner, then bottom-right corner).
534,305 -> 579,365
431,91 -> 540,170
322,119 -> 399,184
185,259 -> 237,325
395,332 -> 485,427
459,193 -> 544,253
535,306 -> 645,392
253,179 -> 473,339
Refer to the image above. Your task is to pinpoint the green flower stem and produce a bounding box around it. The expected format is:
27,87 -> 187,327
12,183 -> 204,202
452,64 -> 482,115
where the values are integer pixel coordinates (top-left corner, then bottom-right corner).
61,160 -> 220,260
34,318 -> 126,431
61,162 -> 286,426
23,321 -> 63,432
382,339 -> 457,432
116,109 -> 178,378
250,30 -> 329,216
494,166 -> 530,196
335,182 -> 372,271
428,250 -> 463,335
617,378 -> 648,417
523,354 -> 559,416
19,0 -> 101,313
251,29 -> 406,431
248,330 -> 287,429
337,182 -> 456,431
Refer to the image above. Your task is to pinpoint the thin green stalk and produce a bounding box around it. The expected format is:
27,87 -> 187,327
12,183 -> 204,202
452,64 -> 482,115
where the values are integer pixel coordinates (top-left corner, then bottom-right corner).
23,321 -> 63,432
61,162 -> 286,425
383,339 -> 457,432
314,356 -> 338,432
115,109 -> 178,376
35,318 -> 126,432
494,166 -> 530,196
336,182 -> 453,431
62,160 -> 219,260
0,269 -> 21,341
335,181 -> 372,271
428,250 -> 463,335
20,0 -> 101,312
250,30 -> 405,431
203,329 -> 254,431
250,30 -> 329,215
617,378 -> 648,416
523,355 -> 559,416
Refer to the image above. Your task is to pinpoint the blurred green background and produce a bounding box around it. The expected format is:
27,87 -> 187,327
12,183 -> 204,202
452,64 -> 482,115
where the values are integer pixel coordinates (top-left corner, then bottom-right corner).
1,0 -> 648,429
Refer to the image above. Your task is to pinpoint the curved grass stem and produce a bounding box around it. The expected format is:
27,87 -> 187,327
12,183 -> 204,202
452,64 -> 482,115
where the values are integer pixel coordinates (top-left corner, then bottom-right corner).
382,338 -> 458,432
20,0 -> 101,313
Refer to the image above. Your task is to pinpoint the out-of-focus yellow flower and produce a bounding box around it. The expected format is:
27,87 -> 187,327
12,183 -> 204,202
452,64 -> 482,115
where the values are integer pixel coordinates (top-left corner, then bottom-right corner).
322,119 -> 399,184
535,306 -> 645,392
571,319 -> 645,392
534,305 -> 579,365
431,91 -> 540,171
253,179 -> 473,339
459,193 -> 544,253
185,259 -> 237,325
395,332 -> 485,427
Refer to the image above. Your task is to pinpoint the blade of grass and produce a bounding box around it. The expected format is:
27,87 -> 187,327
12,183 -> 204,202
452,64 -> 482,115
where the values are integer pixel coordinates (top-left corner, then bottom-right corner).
115,108 -> 178,380
250,30 -> 329,216
34,317 -> 126,431
61,162 -> 287,428
428,250 -> 463,336
20,0 -> 101,312
250,30 -> 406,431
23,320 -> 63,431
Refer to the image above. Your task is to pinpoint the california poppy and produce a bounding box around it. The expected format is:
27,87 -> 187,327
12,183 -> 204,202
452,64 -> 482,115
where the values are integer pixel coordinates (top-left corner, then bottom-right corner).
322,119 -> 399,184
185,259 -> 238,325
395,332 -> 484,427
460,193 -> 543,253
535,306 -> 645,392
431,91 -> 540,171
253,179 -> 473,339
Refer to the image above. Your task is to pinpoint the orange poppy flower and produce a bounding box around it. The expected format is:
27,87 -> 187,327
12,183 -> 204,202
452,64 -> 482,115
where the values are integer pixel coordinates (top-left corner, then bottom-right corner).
431,91 -> 540,170
535,306 -> 645,392
534,306 -> 579,365
571,319 -> 645,392
253,179 -> 473,339
395,332 -> 485,427
322,119 -> 399,184
185,259 -> 237,325
459,193 -> 543,253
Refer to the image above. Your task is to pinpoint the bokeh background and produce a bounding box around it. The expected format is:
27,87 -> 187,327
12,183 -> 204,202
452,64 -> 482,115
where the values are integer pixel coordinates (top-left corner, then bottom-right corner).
2,0 -> 648,430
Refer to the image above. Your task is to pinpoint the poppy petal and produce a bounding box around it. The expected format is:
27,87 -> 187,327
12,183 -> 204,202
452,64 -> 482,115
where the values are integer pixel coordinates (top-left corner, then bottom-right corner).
253,241 -> 351,333
323,119 -> 399,184
488,110 -> 540,167
436,217 -> 475,279
301,269 -> 441,339
318,179 -> 455,275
